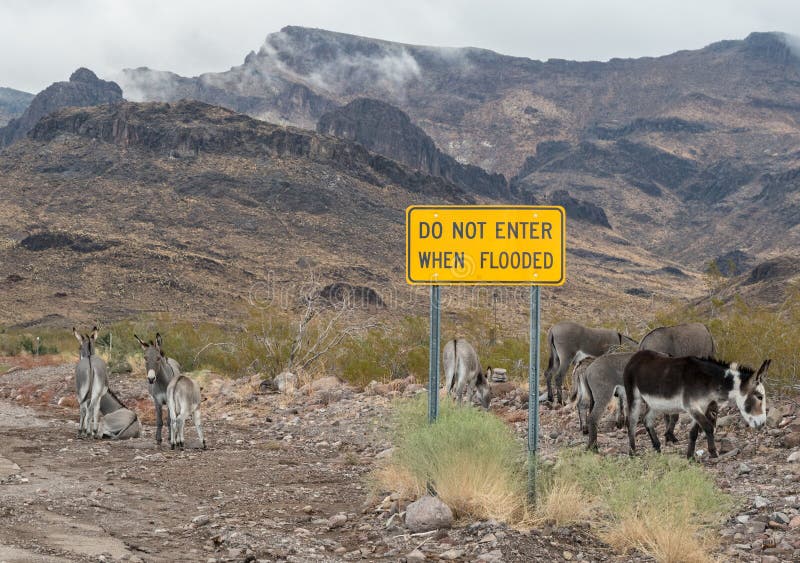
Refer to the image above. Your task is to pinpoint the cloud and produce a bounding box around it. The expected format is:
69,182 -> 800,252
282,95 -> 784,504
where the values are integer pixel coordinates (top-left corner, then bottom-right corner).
4,0 -> 800,92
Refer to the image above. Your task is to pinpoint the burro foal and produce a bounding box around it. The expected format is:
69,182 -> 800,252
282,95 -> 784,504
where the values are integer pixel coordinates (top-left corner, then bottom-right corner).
624,350 -> 769,459
135,333 -> 180,445
74,327 -> 108,439
442,338 -> 491,409
167,373 -> 206,450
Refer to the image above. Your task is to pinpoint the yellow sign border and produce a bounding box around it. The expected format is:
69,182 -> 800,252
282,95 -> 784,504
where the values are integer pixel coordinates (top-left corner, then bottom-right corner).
405,205 -> 566,286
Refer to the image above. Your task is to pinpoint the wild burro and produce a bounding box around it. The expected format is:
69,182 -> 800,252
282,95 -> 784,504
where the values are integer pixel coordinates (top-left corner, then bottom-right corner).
73,327 -> 109,439
442,338 -> 491,409
166,368 -> 206,450
624,351 -> 769,459
135,333 -> 182,445
544,321 -> 637,405
638,322 -> 717,445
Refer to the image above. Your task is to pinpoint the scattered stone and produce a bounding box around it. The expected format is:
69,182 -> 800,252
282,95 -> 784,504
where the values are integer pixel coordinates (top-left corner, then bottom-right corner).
476,550 -> 504,562
788,451 -> 800,463
191,515 -> 210,527
404,495 -> 453,533
771,512 -> 790,525
327,513 -> 347,529
736,514 -> 750,524
406,549 -> 426,562
755,495 -> 771,509
738,463 -> 752,475
563,551 -> 573,560
438,548 -> 465,560
789,515 -> 800,528
274,371 -> 298,394
375,447 -> 394,460
783,432 -> 800,449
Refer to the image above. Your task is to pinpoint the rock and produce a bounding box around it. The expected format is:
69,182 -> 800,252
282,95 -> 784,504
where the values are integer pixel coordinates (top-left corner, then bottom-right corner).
736,514 -> 751,524
755,495 -> 771,508
738,463 -> 753,475
479,533 -> 497,543
771,512 -> 790,525
312,376 -> 342,392
783,432 -> 800,449
788,451 -> 800,463
366,381 -> 392,396
718,436 -> 736,453
789,515 -> 800,528
327,513 -> 347,529
406,549 -> 426,561
717,414 -> 737,428
375,448 -> 395,460
405,495 -> 453,533
563,551 -> 573,560
767,405 -> 791,427
302,505 -> 313,514
490,368 -> 508,382
192,515 -> 210,527
438,549 -> 465,560
274,371 -> 298,394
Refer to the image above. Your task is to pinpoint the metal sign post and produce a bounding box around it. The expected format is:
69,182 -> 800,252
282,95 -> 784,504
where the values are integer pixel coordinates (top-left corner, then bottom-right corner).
428,285 -> 441,424
528,285 -> 541,503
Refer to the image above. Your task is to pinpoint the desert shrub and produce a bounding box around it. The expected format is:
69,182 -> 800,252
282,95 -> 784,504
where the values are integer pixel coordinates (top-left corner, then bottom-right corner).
538,449 -> 733,563
335,317 -> 428,387
654,292 -> 800,390
375,394 -> 527,522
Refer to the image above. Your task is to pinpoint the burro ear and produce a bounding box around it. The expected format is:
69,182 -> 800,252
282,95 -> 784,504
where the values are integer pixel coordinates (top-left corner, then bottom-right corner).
155,332 -> 163,350
73,327 -> 83,343
134,334 -> 148,349
755,359 -> 771,383
90,326 -> 99,341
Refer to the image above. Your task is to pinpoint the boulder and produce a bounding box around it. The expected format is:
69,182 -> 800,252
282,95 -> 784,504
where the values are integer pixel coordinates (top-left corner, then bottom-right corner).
405,495 -> 453,533
275,371 -> 298,394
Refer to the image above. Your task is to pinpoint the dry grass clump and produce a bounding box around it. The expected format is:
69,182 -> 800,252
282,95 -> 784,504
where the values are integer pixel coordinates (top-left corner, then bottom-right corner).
540,449 -> 733,563
374,395 -> 527,522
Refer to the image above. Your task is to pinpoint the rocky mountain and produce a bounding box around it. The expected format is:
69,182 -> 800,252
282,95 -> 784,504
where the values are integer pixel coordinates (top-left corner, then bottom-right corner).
0,87 -> 33,126
116,27 -> 800,280
0,68 -> 122,146
0,100 -> 700,326
316,98 -> 509,198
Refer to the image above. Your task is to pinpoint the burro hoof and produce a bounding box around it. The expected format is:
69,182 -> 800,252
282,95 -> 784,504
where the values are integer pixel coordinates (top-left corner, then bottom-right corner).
202,441 -> 207,450
170,443 -> 175,450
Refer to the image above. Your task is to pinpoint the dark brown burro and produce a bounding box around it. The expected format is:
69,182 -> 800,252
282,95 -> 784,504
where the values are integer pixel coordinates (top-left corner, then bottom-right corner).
623,350 -> 770,459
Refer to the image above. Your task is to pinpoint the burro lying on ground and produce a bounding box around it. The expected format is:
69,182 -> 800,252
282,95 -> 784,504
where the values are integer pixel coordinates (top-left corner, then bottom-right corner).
638,322 -> 717,444
135,332 -> 181,445
167,371 -> 206,450
73,327 -> 108,439
442,338 -> 491,409
624,350 -> 769,459
97,389 -> 141,440
545,321 -> 637,405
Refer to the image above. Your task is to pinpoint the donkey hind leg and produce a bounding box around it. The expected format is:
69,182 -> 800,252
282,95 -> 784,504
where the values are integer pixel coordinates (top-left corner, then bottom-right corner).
664,414 -> 679,444
586,392 -> 600,452
627,394 -> 642,456
154,400 -> 164,444
686,422 -> 701,460
193,408 -> 206,449
615,387 -> 626,429
644,408 -> 661,453
553,360 -> 570,406
695,407 -> 719,458
89,393 -> 103,439
78,402 -> 87,438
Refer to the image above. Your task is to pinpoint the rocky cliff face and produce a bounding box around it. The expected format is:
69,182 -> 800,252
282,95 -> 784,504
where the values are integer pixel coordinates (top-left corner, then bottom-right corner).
29,100 -> 471,202
0,87 -> 33,126
0,68 -> 122,146
317,98 -> 509,198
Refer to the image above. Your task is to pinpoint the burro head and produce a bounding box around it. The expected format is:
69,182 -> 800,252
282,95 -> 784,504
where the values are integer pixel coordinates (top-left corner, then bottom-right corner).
73,326 -> 98,359
135,332 -> 164,384
728,359 -> 770,428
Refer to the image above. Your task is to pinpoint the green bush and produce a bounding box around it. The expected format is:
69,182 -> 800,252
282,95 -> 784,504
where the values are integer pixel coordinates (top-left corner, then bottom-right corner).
378,394 -> 527,521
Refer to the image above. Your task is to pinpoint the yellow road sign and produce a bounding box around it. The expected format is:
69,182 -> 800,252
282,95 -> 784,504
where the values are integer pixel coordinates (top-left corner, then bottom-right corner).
406,205 -> 565,285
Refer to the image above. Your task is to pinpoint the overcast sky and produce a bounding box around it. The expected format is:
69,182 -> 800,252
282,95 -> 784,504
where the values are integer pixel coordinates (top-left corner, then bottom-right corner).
2,0 -> 800,93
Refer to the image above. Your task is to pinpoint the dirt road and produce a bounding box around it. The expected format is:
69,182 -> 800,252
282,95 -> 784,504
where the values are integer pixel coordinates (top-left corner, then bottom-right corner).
0,363 -> 623,562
